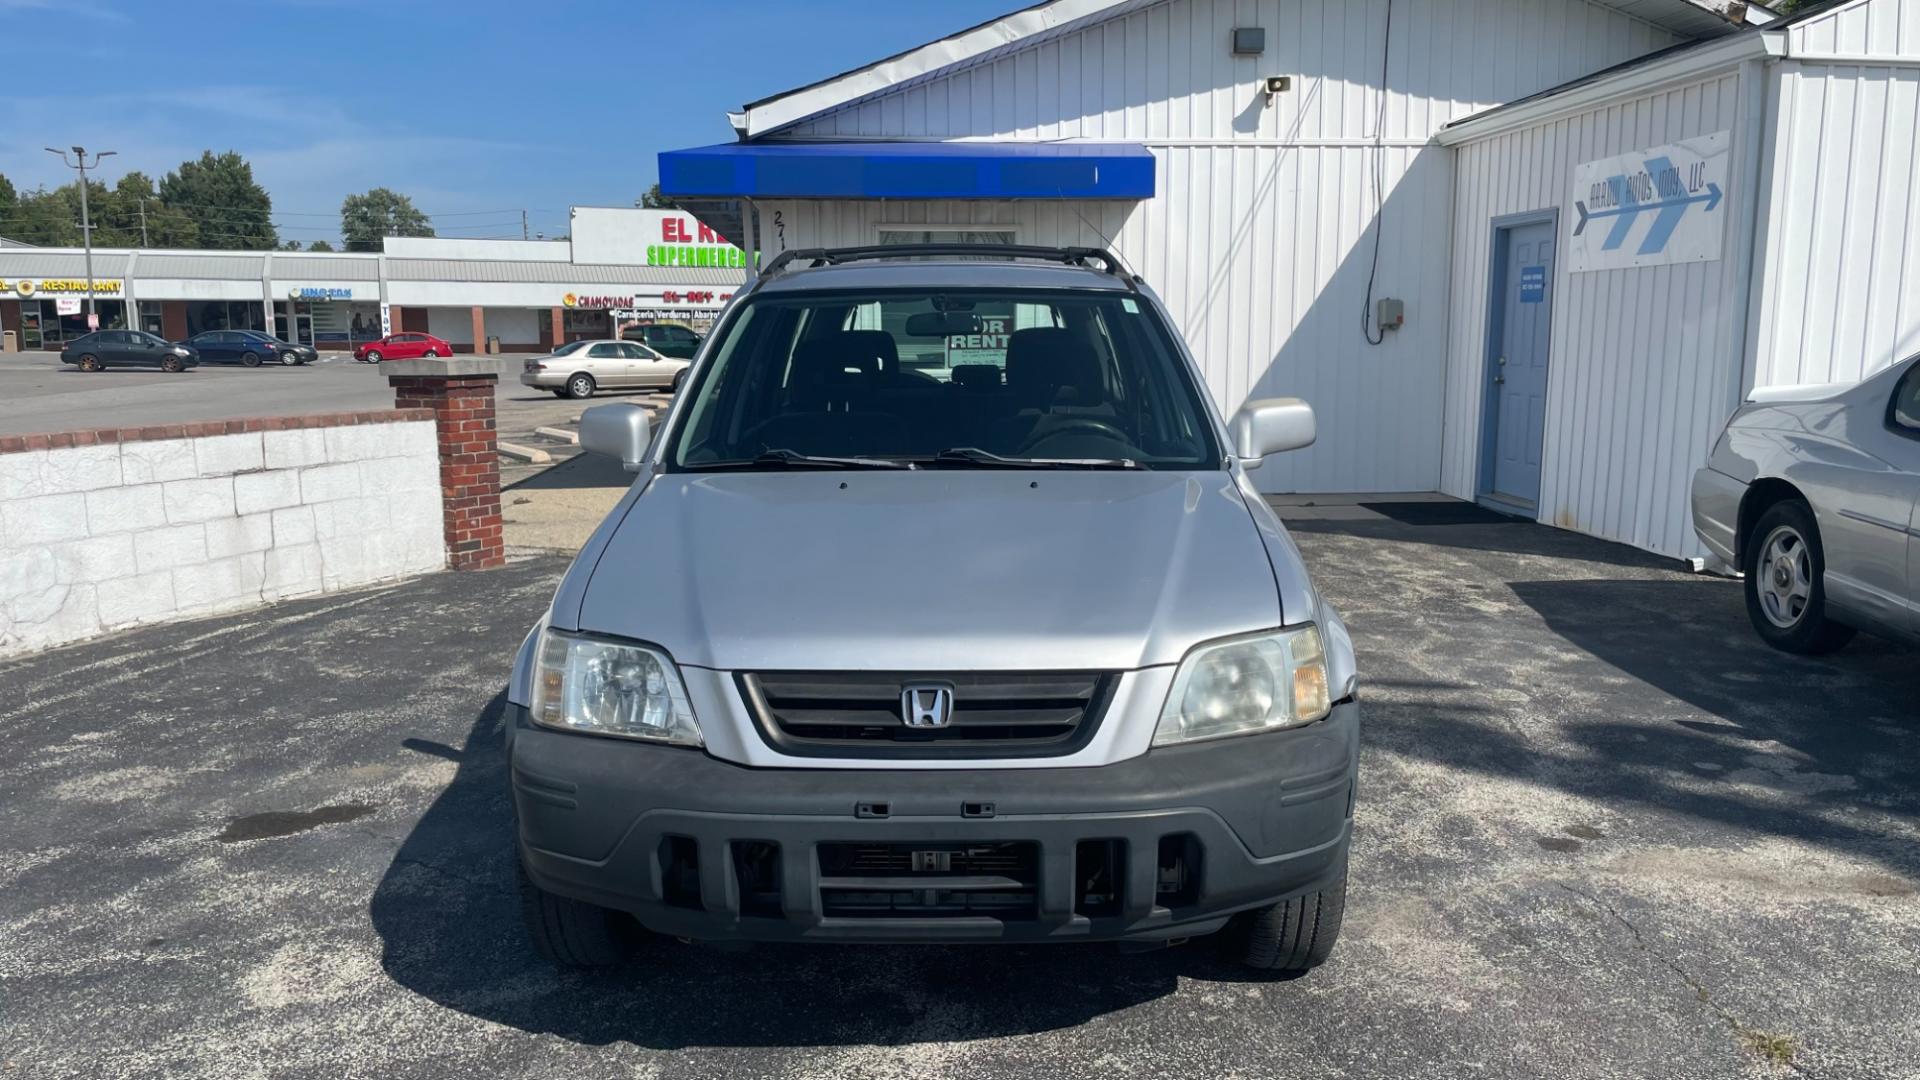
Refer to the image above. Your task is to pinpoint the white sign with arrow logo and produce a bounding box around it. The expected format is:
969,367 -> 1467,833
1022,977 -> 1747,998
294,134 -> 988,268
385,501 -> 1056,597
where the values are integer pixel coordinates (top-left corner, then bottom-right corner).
1568,131 -> 1729,273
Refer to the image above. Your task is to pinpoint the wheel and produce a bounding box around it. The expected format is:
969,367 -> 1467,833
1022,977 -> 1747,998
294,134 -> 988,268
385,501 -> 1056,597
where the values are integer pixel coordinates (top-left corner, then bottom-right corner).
1744,500 -> 1855,654
160,354 -> 184,373
671,367 -> 688,394
280,352 -> 298,366
1232,864 -> 1346,973
423,349 -> 440,358
566,372 -> 596,399
517,860 -> 634,968
241,351 -> 262,368
365,350 -> 383,363
77,354 -> 102,372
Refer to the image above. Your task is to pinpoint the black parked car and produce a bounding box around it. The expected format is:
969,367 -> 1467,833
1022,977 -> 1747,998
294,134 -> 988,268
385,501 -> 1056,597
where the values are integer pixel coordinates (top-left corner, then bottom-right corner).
620,322 -> 703,359
186,329 -> 316,366
60,330 -> 199,372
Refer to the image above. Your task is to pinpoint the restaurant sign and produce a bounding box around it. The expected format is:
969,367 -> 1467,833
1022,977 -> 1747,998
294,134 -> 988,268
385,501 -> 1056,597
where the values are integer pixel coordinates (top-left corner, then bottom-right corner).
1,279 -> 125,296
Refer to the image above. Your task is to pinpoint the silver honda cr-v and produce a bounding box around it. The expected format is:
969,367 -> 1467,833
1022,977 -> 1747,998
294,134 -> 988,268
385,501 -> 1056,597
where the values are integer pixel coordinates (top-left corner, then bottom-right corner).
506,245 -> 1359,973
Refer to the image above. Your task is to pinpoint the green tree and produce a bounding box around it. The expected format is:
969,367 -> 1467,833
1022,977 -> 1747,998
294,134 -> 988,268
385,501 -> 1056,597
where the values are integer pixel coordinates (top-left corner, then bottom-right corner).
159,151 -> 276,249
280,239 -> 303,251
340,188 -> 433,252
639,183 -> 675,209
306,239 -> 335,252
0,173 -> 16,237
9,185 -> 81,246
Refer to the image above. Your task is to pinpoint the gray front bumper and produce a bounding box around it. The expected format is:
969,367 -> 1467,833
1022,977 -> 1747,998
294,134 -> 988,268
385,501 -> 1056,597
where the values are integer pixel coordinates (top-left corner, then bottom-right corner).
508,701 -> 1357,944
1691,466 -> 1746,567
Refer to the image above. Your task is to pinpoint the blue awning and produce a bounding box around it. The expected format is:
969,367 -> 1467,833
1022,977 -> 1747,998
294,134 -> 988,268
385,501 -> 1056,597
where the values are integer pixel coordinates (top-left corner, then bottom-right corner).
658,141 -> 1155,201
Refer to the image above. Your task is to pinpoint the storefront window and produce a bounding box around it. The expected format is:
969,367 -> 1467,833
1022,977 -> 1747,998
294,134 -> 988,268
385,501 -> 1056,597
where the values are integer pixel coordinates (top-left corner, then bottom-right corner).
137,300 -> 165,336
187,301 -> 264,337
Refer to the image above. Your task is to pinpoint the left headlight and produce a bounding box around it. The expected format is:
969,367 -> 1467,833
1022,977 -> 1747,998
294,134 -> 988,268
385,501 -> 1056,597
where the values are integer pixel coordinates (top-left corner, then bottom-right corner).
1152,625 -> 1331,746
172,346 -> 191,356
528,628 -> 702,746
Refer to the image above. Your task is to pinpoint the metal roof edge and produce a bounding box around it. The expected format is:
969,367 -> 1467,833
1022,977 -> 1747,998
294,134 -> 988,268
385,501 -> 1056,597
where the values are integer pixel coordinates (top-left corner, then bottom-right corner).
739,0 -> 1134,139
1435,31 -> 1779,146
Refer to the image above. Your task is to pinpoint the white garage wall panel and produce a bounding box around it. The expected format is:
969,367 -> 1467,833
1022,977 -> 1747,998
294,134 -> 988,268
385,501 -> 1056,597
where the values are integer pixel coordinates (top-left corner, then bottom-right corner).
1752,0 -> 1920,387
764,0 -> 1681,492
1442,68 -> 1755,559
483,307 -> 540,343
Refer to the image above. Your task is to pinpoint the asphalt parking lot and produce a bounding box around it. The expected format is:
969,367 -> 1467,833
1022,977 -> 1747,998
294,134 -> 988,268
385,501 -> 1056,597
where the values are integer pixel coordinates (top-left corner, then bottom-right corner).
0,352 -> 663,458
1,504 -> 1914,1079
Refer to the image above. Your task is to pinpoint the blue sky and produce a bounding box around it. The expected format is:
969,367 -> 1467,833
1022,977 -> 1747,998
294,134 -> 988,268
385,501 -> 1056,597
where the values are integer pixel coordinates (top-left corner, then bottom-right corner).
0,0 -> 1012,244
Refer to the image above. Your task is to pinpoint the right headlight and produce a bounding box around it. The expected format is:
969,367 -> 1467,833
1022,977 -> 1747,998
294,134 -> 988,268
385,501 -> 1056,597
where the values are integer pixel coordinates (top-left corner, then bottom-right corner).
528,628 -> 702,746
1153,625 -> 1331,746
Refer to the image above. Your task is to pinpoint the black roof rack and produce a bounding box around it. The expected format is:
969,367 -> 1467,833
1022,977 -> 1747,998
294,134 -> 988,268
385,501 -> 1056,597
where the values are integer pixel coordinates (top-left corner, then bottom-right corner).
759,244 -> 1138,286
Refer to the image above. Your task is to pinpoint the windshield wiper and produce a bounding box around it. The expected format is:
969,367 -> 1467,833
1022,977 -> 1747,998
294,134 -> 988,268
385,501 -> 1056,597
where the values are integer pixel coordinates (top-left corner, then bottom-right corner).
685,448 -> 914,471
928,447 -> 1141,470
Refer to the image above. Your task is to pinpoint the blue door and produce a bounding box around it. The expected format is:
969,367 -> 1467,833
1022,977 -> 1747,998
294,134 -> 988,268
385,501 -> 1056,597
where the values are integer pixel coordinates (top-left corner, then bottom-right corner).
1488,221 -> 1555,507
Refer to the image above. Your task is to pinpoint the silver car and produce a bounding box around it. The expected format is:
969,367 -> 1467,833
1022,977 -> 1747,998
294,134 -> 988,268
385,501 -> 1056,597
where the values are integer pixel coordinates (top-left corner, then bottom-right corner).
1692,354 -> 1920,652
519,338 -> 689,399
504,245 -> 1359,973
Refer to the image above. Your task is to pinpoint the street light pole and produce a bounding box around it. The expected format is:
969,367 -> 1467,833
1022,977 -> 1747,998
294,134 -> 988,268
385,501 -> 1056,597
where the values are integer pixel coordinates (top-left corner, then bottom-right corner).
44,146 -> 117,325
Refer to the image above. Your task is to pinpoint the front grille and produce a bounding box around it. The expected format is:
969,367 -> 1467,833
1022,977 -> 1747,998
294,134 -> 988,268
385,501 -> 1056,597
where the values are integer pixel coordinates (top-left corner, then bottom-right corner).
739,671 -> 1116,759
817,842 -> 1040,919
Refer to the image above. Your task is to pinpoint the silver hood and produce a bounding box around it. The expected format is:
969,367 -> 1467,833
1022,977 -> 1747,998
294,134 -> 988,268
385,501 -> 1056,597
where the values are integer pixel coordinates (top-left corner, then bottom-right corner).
574,470 -> 1284,672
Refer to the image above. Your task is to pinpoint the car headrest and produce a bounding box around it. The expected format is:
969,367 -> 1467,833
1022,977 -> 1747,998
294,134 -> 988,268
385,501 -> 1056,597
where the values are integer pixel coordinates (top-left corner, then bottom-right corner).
840,330 -> 900,376
788,334 -> 880,410
950,364 -> 1003,390
1004,328 -> 1104,407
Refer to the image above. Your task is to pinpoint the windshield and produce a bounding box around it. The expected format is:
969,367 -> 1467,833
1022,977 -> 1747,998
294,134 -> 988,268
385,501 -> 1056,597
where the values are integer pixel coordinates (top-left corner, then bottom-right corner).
666,288 -> 1220,470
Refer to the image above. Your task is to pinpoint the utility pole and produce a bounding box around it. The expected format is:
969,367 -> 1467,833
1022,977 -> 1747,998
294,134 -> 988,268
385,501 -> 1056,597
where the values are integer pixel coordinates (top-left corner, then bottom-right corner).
137,197 -> 149,248
522,209 -> 529,241
44,146 -> 117,323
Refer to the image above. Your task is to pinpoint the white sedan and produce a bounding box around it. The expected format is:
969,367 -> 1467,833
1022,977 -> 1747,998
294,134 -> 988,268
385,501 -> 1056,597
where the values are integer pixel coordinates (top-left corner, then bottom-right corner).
519,340 -> 688,399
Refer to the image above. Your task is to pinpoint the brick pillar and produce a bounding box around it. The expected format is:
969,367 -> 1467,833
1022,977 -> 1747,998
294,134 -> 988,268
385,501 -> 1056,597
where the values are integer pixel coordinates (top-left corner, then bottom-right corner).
386,361 -> 504,570
549,306 -> 565,349
470,306 -> 486,355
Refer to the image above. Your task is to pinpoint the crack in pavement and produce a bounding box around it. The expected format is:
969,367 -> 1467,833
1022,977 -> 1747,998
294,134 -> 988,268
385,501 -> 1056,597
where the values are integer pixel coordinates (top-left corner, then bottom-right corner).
1558,882 -> 1818,1078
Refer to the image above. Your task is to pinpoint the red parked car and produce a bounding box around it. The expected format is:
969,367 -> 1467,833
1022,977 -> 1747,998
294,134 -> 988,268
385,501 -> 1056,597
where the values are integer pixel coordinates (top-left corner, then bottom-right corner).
354,333 -> 453,363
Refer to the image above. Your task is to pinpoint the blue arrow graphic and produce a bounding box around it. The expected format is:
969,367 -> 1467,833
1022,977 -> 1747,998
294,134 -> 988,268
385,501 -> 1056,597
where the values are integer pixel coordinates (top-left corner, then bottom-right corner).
1573,157 -> 1722,255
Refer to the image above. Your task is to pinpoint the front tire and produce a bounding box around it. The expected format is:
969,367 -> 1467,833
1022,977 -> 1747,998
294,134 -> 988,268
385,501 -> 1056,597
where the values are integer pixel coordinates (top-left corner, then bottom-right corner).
280,352 -> 298,366
365,350 -> 383,364
671,367 -> 687,394
565,372 -> 596,399
1233,864 -> 1347,973
160,354 -> 185,373
241,351 -> 262,367
1744,500 -> 1855,654
423,349 -> 439,358
517,862 -> 633,968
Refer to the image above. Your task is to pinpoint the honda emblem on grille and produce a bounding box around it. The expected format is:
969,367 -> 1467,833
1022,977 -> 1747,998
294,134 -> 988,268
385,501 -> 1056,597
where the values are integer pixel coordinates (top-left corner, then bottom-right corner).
901,683 -> 954,728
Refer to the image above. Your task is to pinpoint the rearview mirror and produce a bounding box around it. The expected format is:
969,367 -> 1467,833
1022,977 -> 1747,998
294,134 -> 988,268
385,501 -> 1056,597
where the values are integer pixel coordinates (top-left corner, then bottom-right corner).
579,404 -> 652,472
904,311 -> 983,337
1230,398 -> 1315,467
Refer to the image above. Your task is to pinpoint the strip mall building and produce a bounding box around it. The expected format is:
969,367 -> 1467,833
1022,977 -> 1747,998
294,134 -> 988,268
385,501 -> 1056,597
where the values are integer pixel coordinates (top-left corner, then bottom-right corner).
0,207 -> 744,354
661,0 -> 1920,562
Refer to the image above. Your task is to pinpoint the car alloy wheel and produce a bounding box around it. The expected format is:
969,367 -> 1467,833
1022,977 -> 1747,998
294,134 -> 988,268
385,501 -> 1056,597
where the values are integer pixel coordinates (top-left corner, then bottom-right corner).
366,351 -> 382,363
423,349 -> 439,358
242,351 -> 262,367
280,351 -> 298,366
160,355 -> 184,373
77,354 -> 101,372
567,374 -> 595,399
1755,524 -> 1812,630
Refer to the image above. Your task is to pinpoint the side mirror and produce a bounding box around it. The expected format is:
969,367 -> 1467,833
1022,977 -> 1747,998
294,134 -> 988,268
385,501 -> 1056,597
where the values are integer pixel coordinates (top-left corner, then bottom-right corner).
1231,398 -> 1315,467
579,404 -> 652,472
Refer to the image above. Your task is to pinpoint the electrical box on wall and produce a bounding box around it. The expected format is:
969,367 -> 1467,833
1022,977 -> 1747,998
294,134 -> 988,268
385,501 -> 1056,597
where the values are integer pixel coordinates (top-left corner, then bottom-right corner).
1376,298 -> 1405,331
1232,27 -> 1266,55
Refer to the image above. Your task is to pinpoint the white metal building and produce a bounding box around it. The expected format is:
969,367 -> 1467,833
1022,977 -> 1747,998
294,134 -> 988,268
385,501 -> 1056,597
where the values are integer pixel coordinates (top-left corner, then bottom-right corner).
662,0 -> 1920,561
